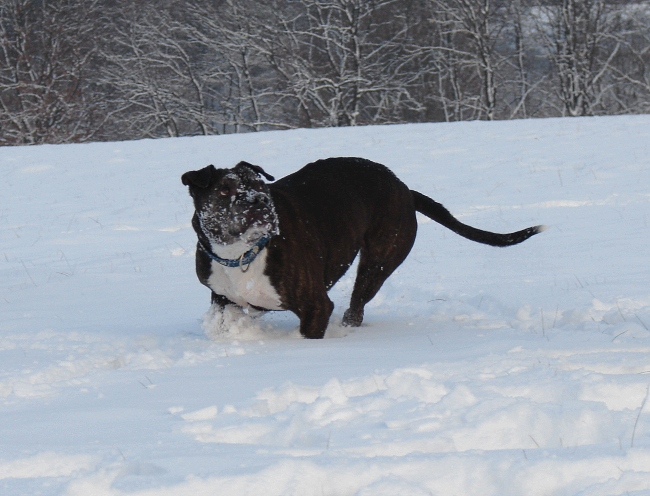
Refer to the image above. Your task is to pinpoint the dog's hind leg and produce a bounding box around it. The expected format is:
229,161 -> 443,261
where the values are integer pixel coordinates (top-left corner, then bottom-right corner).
342,248 -> 396,327
343,214 -> 417,327
341,249 -> 378,327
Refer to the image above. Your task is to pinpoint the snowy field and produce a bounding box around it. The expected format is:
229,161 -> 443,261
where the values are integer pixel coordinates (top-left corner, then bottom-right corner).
2,115 -> 650,495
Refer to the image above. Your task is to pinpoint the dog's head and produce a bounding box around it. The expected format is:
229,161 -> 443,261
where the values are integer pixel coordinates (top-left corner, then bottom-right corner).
182,161 -> 279,247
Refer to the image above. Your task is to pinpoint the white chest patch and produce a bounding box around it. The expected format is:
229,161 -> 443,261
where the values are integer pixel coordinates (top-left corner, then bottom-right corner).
206,249 -> 283,311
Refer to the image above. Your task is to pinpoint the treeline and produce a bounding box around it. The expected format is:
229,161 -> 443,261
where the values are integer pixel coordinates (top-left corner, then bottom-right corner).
1,0 -> 649,145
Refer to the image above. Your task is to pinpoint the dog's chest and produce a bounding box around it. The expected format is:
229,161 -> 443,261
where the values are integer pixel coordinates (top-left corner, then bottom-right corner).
206,250 -> 283,311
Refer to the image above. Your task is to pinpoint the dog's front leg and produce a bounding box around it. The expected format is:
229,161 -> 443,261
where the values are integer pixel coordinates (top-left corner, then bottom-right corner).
211,292 -> 234,308
294,296 -> 334,339
202,292 -> 257,338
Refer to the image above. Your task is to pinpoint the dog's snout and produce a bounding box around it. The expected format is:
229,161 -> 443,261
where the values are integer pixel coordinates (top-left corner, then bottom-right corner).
249,192 -> 270,206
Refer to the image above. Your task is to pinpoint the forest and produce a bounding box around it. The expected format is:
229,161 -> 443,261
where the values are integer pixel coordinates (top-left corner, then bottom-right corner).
1,0 -> 649,145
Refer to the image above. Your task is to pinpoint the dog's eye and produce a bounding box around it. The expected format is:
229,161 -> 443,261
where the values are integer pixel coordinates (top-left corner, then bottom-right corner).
218,186 -> 231,196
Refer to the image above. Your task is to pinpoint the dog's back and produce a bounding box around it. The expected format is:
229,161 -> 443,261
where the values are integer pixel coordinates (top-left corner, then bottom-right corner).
271,157 -> 407,208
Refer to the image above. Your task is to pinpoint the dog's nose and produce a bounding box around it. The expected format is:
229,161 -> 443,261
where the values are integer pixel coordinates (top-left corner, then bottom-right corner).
250,194 -> 270,206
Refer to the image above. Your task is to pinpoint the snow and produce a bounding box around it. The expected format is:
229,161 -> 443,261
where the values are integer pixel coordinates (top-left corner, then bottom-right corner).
2,115 -> 650,495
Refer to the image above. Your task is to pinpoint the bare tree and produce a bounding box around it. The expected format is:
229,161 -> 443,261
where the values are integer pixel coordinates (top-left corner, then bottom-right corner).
534,0 -> 624,116
247,0 -> 425,127
427,0 -> 513,120
2,0 -> 650,145
605,2 -> 650,114
0,0 -> 101,145
97,3 -> 215,139
184,0 -> 294,132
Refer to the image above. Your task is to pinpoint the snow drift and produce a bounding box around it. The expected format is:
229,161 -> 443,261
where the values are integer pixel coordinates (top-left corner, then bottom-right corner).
2,116 -> 650,495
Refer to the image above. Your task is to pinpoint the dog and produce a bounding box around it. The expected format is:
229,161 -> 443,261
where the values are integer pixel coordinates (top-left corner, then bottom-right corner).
182,157 -> 544,339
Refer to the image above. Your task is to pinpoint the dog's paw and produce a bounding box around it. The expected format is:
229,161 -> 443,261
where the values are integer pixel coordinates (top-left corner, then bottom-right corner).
342,308 -> 364,327
201,304 -> 263,340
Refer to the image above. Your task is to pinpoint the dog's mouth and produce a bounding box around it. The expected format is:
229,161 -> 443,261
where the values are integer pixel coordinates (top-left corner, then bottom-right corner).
241,205 -> 270,226
225,206 -> 276,238
197,198 -> 279,248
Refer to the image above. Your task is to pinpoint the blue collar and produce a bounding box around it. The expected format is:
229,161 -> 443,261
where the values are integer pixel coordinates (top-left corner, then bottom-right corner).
198,236 -> 270,269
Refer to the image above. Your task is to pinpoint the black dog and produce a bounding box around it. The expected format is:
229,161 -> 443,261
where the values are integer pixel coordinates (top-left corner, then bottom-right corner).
182,158 -> 544,339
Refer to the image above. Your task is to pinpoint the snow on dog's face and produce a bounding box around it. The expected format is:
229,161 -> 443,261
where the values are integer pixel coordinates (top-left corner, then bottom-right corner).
182,162 -> 278,247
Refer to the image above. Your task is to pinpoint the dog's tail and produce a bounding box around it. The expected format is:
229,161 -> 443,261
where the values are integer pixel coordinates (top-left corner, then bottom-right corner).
411,190 -> 546,247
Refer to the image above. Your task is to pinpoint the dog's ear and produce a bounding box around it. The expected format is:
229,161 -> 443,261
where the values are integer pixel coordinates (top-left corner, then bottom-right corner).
181,165 -> 217,188
236,161 -> 275,182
